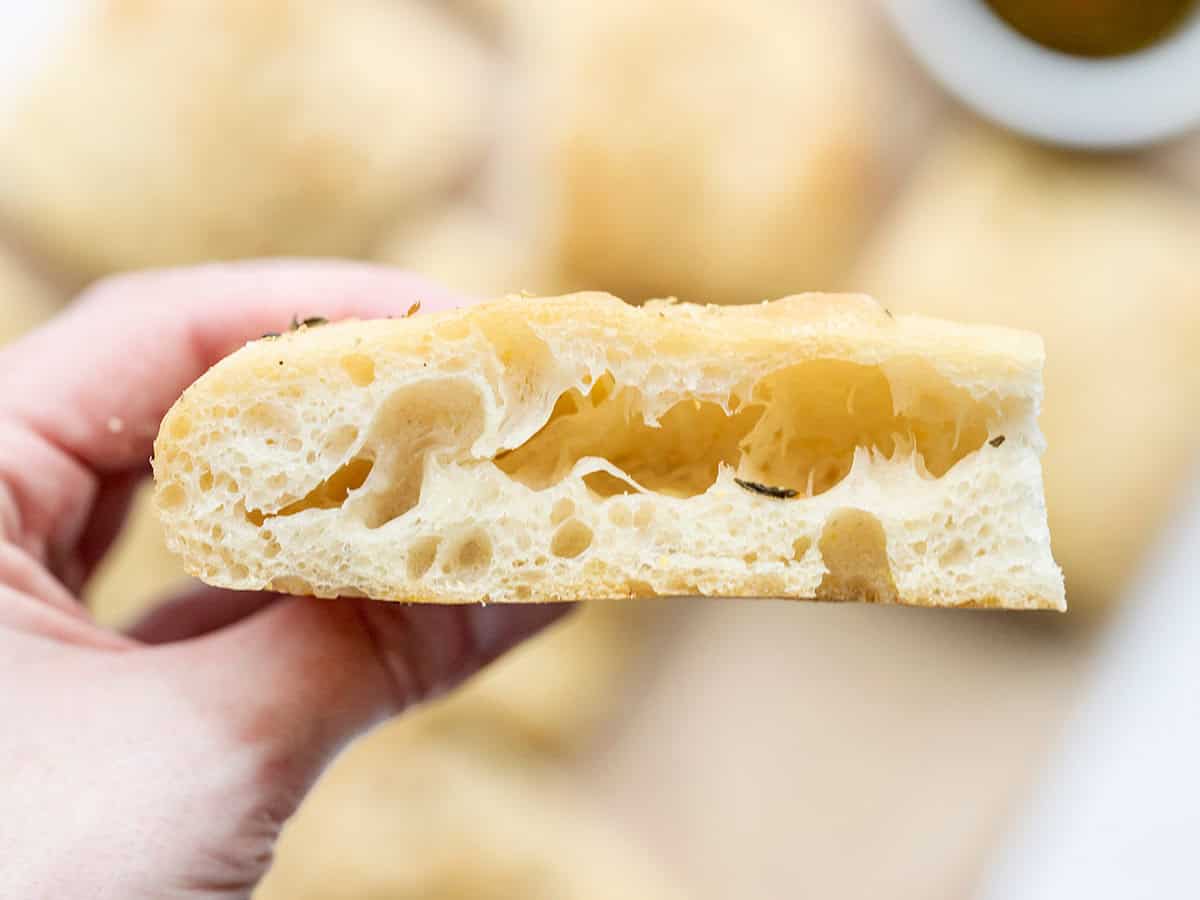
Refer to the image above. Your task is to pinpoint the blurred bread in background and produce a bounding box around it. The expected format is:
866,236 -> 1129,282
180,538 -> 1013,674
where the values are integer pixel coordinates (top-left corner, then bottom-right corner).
0,0 -> 490,282
0,242 -> 61,344
405,602 -> 648,758
854,124 -> 1200,614
254,721 -> 685,900
443,0 -> 510,42
592,599 -> 1091,900
490,0 -> 881,304
373,203 -> 563,299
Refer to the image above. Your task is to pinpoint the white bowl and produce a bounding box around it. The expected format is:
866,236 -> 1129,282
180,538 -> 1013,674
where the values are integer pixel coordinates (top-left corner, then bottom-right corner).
881,0 -> 1200,149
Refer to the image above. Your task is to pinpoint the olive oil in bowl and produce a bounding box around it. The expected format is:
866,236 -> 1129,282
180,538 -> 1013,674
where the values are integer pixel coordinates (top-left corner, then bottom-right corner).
983,0 -> 1199,58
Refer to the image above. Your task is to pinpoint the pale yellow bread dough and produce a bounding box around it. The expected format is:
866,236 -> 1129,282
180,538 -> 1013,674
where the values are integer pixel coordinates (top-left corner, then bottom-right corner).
153,292 -> 1063,611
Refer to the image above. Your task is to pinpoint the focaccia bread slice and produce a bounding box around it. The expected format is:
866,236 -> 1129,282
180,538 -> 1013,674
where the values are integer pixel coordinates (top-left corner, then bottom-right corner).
152,293 -> 1065,610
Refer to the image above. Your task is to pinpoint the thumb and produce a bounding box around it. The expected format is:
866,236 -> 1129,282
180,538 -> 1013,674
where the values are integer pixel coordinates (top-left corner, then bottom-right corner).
158,595 -> 568,793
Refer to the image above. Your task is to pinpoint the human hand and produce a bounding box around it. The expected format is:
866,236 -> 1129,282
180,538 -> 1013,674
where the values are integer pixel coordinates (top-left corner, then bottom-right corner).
0,262 -> 565,899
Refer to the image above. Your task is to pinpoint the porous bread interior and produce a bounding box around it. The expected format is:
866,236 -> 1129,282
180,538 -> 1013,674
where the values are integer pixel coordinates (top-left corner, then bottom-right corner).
153,293 -> 1064,611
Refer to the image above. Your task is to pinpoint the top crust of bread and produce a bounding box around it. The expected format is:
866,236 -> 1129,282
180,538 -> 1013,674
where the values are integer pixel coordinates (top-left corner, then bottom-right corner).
153,292 -> 1064,611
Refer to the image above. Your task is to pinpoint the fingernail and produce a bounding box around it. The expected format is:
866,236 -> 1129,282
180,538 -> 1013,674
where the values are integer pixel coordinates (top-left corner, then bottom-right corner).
468,602 -> 571,661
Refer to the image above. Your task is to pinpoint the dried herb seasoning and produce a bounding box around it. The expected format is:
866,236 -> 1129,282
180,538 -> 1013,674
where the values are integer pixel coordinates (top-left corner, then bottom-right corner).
290,315 -> 328,330
734,478 -> 799,499
983,0 -> 1198,58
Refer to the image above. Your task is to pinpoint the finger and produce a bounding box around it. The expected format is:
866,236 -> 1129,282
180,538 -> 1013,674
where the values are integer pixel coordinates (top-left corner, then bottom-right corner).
163,597 -> 569,782
126,585 -> 283,645
0,542 -> 86,619
0,419 -> 93,568
0,582 -> 134,652
0,541 -> 134,652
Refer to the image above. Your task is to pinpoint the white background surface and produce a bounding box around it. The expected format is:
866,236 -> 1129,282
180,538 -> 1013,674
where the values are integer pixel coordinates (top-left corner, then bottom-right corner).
981,478 -> 1200,899
0,2 -> 82,113
3,4 -> 1199,897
